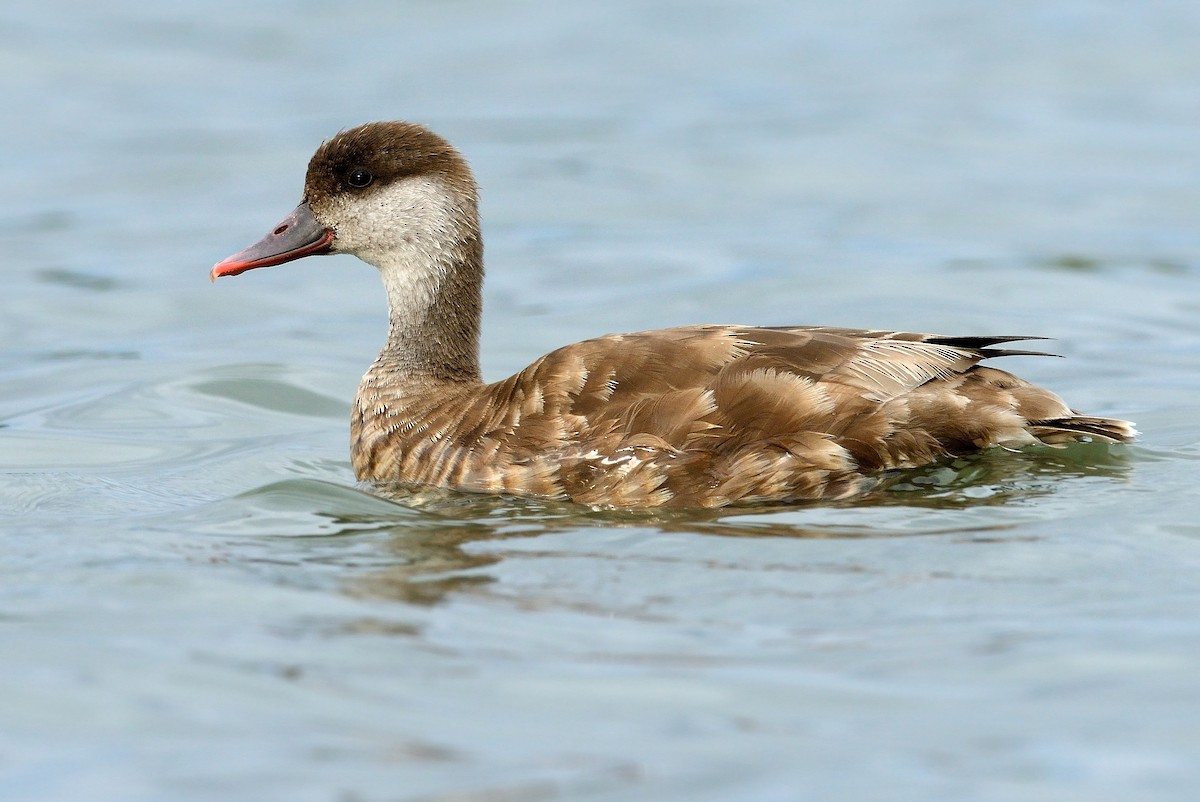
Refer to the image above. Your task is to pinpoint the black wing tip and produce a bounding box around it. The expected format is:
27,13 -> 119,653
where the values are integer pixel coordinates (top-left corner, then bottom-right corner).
925,335 -> 1058,359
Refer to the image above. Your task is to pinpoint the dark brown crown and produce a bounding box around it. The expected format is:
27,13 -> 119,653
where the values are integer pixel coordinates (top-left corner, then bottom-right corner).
303,121 -> 475,203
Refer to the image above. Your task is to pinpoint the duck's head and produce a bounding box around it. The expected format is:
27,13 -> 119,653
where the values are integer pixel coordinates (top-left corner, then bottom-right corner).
211,121 -> 480,281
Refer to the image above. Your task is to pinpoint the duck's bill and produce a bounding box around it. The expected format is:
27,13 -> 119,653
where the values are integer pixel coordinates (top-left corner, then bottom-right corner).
210,202 -> 335,280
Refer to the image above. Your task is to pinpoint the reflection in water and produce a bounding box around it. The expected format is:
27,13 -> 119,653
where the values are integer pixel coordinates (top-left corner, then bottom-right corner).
347,487 -> 599,606
162,441 -> 1131,608
352,525 -> 503,606
855,439 -> 1133,506
347,441 -> 1133,604
168,443 -> 1132,609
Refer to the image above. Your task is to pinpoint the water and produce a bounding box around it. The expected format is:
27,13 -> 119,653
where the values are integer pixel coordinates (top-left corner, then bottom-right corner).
3,1 -> 1200,800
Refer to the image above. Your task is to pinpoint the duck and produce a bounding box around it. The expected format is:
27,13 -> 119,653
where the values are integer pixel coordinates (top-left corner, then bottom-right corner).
211,121 -> 1135,508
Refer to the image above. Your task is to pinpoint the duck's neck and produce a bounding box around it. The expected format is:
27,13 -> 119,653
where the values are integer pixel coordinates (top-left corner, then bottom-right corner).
325,171 -> 485,392
370,230 -> 484,387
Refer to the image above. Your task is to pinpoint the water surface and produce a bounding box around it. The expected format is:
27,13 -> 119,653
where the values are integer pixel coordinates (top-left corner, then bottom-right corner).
4,2 -> 1200,801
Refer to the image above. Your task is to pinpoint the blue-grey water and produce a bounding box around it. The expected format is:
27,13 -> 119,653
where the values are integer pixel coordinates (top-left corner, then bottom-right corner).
4,2 -> 1200,800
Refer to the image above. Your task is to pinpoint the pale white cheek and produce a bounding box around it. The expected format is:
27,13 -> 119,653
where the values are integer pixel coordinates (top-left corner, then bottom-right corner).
323,177 -> 464,268
318,177 -> 469,316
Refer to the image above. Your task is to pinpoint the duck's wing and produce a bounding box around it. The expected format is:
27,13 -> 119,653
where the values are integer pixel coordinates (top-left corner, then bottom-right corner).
513,323 -> 1132,450
705,325 -> 1050,401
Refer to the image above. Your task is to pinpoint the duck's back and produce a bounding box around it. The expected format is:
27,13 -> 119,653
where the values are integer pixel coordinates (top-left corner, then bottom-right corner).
351,325 -> 1134,507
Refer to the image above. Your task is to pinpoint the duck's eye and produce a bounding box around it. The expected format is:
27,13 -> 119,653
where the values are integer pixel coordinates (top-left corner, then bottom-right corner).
347,169 -> 373,188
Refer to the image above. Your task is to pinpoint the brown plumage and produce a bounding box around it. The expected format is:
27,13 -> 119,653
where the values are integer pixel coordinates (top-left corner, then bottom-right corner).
211,121 -> 1136,508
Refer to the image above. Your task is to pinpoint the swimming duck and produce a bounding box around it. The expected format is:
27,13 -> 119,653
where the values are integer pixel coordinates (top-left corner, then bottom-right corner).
211,121 -> 1135,507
